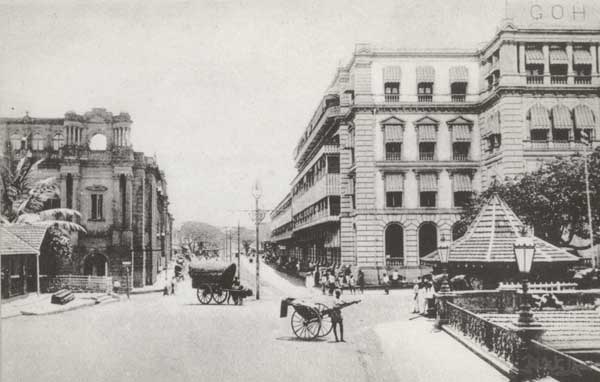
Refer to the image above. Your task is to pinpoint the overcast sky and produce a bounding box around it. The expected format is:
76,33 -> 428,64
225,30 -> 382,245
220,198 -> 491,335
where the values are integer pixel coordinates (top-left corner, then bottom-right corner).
0,0 -> 505,227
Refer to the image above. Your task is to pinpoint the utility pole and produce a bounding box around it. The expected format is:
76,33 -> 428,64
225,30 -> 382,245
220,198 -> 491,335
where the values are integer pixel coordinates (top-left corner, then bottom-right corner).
251,181 -> 266,300
228,228 -> 233,263
237,221 -> 241,279
582,138 -> 595,268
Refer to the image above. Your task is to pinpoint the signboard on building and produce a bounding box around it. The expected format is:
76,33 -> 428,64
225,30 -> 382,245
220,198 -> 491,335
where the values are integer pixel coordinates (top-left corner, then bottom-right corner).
507,0 -> 600,29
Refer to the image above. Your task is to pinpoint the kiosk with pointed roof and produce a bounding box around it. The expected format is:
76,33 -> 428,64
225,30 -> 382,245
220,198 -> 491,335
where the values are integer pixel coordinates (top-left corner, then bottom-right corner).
422,194 -> 580,288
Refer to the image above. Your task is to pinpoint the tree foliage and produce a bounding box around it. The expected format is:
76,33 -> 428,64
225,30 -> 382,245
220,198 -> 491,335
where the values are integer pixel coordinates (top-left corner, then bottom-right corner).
458,148 -> 600,249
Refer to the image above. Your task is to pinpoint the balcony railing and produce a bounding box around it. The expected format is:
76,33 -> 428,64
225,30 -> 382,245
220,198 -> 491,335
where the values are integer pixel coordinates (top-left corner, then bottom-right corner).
450,94 -> 466,103
385,94 -> 400,103
419,152 -> 435,161
386,258 -> 404,267
452,153 -> 469,161
523,140 -> 593,150
550,75 -> 568,84
574,75 -> 592,84
418,95 -> 433,103
385,151 -> 402,161
526,75 -> 544,84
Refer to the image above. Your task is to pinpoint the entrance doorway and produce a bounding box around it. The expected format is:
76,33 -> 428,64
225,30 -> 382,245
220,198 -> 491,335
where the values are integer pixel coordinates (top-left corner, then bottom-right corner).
419,222 -> 438,258
83,253 -> 108,276
385,224 -> 404,265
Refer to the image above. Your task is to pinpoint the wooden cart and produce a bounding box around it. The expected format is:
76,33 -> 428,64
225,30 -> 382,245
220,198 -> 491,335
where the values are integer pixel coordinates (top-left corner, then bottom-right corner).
189,262 -> 251,304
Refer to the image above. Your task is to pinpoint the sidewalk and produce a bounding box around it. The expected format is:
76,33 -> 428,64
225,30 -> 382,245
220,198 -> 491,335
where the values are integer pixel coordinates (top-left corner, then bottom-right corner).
131,262 -> 175,295
374,317 -> 508,382
1,292 -> 119,319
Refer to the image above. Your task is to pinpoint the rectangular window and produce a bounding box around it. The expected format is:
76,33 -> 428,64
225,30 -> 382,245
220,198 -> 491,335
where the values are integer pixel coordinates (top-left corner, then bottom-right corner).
419,142 -> 435,161
417,83 -> 433,102
420,192 -> 437,207
530,130 -> 548,141
329,196 -> 340,215
386,192 -> 403,208
91,194 -> 103,220
384,82 -> 400,103
452,142 -> 470,161
385,142 -> 402,161
454,191 -> 472,207
553,129 -> 569,142
327,156 -> 340,173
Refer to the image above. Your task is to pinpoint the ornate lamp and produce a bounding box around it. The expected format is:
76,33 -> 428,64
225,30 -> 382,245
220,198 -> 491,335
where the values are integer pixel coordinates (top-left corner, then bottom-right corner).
513,229 -> 537,326
438,235 -> 451,293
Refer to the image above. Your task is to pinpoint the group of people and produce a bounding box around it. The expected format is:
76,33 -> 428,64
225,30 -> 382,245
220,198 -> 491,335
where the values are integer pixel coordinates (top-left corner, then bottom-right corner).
312,267 -> 366,296
412,277 -> 435,315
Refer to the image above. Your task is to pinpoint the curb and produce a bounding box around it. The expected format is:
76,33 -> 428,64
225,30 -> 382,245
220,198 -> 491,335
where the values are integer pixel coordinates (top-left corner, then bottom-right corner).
130,288 -> 164,295
20,300 -> 96,316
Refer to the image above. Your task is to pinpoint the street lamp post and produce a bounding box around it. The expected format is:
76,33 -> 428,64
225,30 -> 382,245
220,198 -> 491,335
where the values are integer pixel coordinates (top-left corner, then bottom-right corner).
438,235 -> 451,293
513,230 -> 537,326
251,181 -> 265,300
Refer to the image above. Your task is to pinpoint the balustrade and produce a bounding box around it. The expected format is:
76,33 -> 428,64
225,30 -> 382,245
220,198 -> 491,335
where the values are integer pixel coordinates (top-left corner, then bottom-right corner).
418,95 -> 433,103
451,94 -> 466,103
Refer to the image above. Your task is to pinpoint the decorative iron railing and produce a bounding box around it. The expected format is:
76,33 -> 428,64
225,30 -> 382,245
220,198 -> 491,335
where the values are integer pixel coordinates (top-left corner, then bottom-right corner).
446,302 -> 522,365
528,340 -> 600,381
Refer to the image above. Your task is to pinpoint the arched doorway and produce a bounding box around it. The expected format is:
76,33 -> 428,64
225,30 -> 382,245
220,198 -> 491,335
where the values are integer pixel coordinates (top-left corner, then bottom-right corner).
419,222 -> 437,258
385,224 -> 404,264
83,253 -> 108,276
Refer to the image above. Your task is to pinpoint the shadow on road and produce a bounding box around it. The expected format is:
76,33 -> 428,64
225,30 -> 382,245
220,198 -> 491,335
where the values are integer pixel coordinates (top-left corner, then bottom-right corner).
275,336 -> 327,343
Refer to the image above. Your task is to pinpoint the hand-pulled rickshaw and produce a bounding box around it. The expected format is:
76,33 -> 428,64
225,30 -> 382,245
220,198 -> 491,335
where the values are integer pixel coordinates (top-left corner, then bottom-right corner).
279,297 -> 360,340
189,261 -> 252,305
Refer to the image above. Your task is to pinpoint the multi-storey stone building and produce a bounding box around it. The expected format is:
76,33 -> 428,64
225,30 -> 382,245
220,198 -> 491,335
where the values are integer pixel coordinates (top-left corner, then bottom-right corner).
270,1 -> 600,282
0,108 -> 173,287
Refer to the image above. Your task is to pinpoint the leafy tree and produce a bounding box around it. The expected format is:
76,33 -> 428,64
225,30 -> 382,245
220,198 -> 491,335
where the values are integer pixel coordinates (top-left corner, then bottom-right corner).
1,156 -> 85,264
242,240 -> 252,255
458,147 -> 600,250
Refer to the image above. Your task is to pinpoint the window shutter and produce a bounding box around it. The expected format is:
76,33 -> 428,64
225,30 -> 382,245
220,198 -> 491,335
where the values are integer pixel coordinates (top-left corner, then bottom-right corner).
451,125 -> 471,141
384,125 -> 403,142
453,173 -> 472,192
385,174 -> 404,192
419,173 -> 437,191
418,124 -> 437,141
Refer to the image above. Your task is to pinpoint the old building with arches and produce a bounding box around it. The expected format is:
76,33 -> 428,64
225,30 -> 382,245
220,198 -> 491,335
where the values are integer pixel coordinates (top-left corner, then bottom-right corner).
270,4 -> 600,282
0,108 -> 174,287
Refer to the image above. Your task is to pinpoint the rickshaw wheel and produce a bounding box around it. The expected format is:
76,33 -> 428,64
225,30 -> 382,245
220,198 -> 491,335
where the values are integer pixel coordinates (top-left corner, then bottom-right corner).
212,287 -> 228,304
315,303 -> 333,337
291,309 -> 321,340
197,285 -> 213,304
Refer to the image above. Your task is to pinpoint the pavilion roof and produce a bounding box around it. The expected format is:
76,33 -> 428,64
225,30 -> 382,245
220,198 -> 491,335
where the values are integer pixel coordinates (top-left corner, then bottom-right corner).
422,194 -> 579,264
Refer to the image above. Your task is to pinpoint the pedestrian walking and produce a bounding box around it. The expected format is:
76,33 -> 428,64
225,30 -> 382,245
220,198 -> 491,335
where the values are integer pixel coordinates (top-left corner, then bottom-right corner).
382,273 -> 390,295
321,273 -> 328,295
412,277 -> 421,313
419,277 -> 427,314
357,269 -> 365,294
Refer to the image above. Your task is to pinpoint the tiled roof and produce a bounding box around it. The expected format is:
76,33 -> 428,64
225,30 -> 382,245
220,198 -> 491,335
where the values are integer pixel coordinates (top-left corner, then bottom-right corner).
0,227 -> 38,256
0,225 -> 48,256
423,194 -> 579,264
481,310 -> 600,351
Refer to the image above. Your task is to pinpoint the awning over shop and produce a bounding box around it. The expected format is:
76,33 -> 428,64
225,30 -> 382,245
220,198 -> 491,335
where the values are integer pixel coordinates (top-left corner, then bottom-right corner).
529,104 -> 551,130
384,124 -> 403,142
419,173 -> 437,191
385,173 -> 404,191
525,49 -> 545,65
416,66 -> 435,83
452,125 -> 471,141
573,49 -> 593,65
382,66 -> 402,82
418,124 -> 437,141
453,173 -> 472,192
551,105 -> 573,130
549,49 -> 568,65
449,66 -> 469,83
573,105 -> 596,130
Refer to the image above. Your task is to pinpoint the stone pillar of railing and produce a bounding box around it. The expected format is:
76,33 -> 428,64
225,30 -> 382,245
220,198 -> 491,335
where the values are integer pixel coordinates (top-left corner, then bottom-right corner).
509,325 -> 546,380
434,290 -> 455,329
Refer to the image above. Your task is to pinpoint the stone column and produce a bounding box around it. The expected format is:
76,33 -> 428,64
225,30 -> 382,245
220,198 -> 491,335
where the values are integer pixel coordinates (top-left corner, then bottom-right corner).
471,123 -> 481,161
472,171 -> 482,194
592,44 -> 598,74
438,124 -> 450,161
126,174 -> 133,230
404,124 -> 417,161
112,174 -> 121,228
518,43 -> 525,73
566,43 -> 574,84
375,124 -> 384,161
375,172 -> 384,209
542,45 -> 550,84
405,170 -> 418,209
438,170 -> 452,208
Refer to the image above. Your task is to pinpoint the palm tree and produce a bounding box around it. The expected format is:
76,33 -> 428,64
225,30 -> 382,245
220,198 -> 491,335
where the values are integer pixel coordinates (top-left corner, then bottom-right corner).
1,155 -> 85,233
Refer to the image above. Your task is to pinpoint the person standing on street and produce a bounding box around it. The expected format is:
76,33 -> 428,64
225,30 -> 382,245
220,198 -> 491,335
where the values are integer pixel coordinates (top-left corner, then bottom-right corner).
382,272 -> 390,295
357,269 -> 365,294
348,274 -> 356,295
412,277 -> 421,313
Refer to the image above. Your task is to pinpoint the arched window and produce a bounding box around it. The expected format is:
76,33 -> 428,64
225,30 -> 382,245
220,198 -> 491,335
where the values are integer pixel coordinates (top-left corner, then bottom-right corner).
385,224 -> 404,263
89,134 -> 107,151
32,134 -> 45,151
10,134 -> 22,150
52,134 -> 65,151
419,222 -> 438,258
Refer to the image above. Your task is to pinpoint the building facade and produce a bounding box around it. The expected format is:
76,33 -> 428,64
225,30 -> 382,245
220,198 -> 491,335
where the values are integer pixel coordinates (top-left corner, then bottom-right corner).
270,2 -> 600,282
0,108 -> 173,287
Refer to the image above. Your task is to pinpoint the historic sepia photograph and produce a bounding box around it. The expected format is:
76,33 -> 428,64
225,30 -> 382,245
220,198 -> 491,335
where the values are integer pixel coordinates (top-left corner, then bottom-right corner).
1,0 -> 599,381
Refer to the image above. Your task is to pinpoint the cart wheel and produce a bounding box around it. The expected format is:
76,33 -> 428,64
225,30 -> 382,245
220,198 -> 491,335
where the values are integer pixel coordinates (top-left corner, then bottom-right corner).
197,285 -> 212,304
291,309 -> 321,340
315,303 -> 333,337
212,287 -> 228,305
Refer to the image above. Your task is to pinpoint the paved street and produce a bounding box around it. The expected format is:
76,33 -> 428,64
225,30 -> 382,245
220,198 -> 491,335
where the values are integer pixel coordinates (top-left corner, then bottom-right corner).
2,258 -> 505,382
